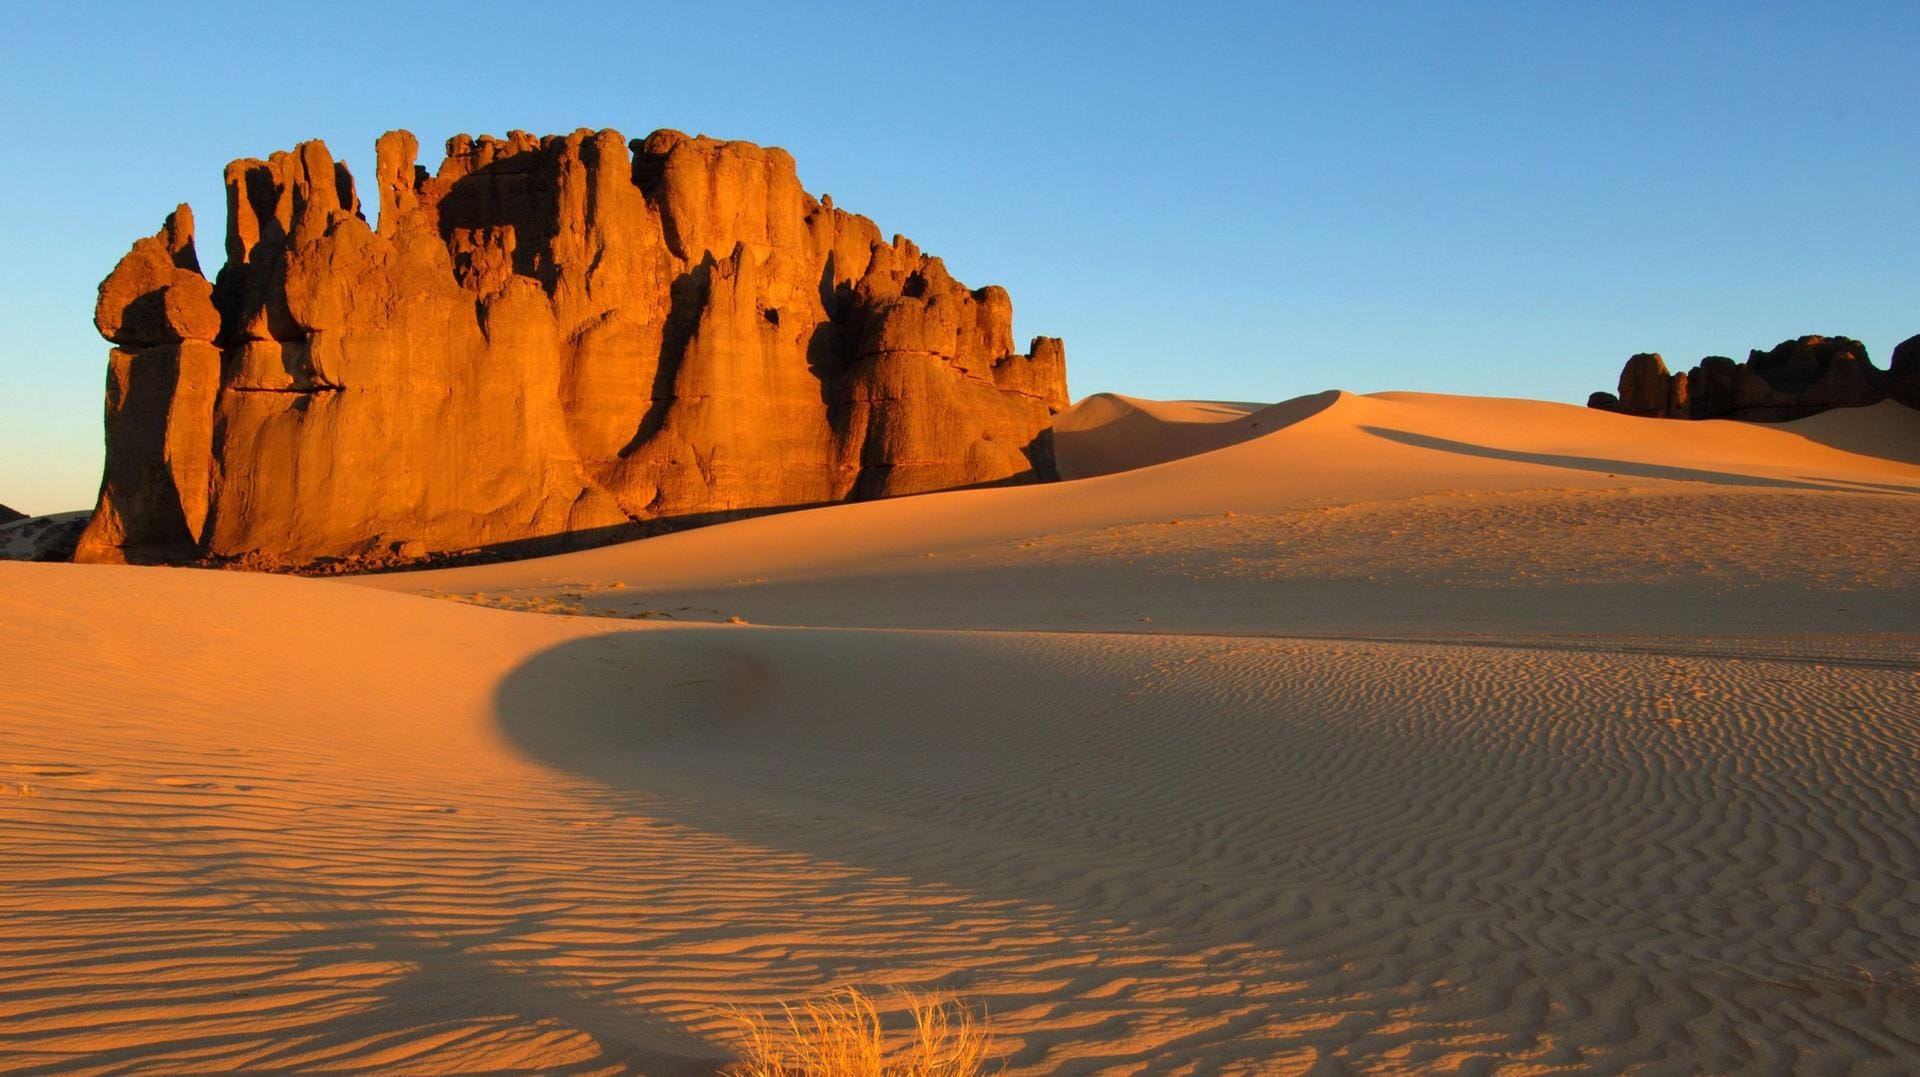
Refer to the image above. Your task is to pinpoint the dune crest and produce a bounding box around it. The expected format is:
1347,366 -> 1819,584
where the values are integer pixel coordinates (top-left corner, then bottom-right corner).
1053,390 -> 1341,478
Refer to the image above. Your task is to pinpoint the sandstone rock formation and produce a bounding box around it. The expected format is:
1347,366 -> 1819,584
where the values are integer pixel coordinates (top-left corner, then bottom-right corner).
77,129 -> 1069,569
1588,335 -> 1920,421
1609,352 -> 1691,419
1887,334 -> 1920,409
1892,335 -> 1920,378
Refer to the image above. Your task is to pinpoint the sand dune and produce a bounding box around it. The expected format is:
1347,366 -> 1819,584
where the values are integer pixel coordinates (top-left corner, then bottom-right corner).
5,392 -> 1919,1073
1052,392 -> 1329,479
373,392 -> 1920,638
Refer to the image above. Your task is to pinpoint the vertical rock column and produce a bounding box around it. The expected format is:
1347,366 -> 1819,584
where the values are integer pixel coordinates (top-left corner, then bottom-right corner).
74,207 -> 223,563
1615,352 -> 1675,418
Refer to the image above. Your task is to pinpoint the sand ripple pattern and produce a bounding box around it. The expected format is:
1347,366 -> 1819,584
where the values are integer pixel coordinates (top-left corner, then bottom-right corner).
9,589 -> 1915,1074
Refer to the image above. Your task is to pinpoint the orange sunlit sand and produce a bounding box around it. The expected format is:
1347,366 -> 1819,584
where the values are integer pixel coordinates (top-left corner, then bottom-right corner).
5,390 -> 1918,1072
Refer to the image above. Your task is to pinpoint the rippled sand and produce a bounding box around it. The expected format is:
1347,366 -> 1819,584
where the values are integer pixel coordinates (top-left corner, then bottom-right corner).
5,392 -> 1917,1073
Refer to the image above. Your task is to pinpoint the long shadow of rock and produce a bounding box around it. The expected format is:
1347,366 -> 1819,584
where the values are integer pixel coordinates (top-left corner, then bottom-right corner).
330,469 -> 1061,578
490,623 -> 1920,1073
193,869 -> 728,1076
492,624 -> 1318,916
489,622 -> 1920,1071
1798,475 -> 1920,494
490,626 -> 1415,1069
1360,425 -> 1911,493
1776,402 -> 1920,467
6,780 -> 731,1076
494,623 -> 1428,986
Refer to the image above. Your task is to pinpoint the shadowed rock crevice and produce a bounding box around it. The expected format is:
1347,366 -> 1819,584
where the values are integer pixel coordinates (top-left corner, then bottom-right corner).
624,260 -> 716,456
77,127 -> 1070,569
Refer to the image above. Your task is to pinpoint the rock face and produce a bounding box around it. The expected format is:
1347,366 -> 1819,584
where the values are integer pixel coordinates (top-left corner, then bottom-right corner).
1892,335 -> 1920,378
1887,334 -> 1920,409
77,129 -> 1069,568
1612,353 -> 1688,418
1588,335 -> 1920,421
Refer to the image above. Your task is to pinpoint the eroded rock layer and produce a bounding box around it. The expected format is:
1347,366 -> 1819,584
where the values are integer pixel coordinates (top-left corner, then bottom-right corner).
1588,335 -> 1920,421
77,129 -> 1069,568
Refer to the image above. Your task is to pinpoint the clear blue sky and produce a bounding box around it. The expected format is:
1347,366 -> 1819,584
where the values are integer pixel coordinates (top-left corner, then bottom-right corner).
3,2 -> 1916,514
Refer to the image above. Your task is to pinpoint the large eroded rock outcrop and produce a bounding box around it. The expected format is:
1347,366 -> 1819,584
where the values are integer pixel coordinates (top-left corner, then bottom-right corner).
77,128 -> 1069,568
1588,334 -> 1920,421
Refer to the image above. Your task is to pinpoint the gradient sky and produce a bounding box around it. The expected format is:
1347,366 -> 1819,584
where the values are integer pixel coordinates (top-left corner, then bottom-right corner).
2,2 -> 1916,514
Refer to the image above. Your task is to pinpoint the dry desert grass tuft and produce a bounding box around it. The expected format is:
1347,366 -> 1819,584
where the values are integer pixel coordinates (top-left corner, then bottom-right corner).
725,987 -> 997,1077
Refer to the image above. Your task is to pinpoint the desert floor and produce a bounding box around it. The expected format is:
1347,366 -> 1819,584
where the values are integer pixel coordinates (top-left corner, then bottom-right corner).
4,392 -> 1918,1074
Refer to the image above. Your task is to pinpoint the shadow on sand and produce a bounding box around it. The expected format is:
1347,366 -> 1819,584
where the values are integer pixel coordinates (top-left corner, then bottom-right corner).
482,597 -> 1920,1071
1359,426 -> 1918,494
486,626 -> 1413,1070
322,462 -> 1061,578
1055,389 -> 1341,479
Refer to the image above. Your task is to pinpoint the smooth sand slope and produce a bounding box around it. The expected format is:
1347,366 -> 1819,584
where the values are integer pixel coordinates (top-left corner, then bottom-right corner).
4,391 -> 1919,1074
375,392 -> 1920,638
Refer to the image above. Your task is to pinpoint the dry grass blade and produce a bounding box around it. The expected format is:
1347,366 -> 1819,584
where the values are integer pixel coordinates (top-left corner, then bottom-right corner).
725,986 -> 997,1076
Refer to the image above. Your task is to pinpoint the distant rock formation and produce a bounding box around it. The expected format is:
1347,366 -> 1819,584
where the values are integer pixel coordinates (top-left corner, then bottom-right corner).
76,129 -> 1069,569
1890,335 -> 1920,382
1588,335 -> 1920,421
1,511 -> 90,562
0,504 -> 23,526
